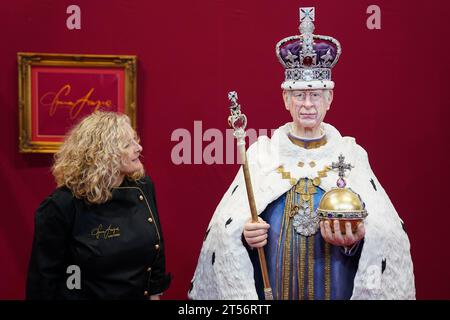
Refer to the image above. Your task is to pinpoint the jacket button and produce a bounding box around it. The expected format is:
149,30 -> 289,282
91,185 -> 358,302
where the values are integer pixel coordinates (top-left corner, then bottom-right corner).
144,291 -> 149,296
155,244 -> 160,250
147,267 -> 152,272
148,217 -> 153,223
139,195 -> 144,201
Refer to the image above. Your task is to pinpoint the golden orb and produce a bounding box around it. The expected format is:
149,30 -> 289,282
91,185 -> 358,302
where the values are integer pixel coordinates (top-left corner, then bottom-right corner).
316,187 -> 368,233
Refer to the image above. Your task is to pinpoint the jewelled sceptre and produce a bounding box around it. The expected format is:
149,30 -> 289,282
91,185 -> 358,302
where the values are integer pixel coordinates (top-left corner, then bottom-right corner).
227,91 -> 273,300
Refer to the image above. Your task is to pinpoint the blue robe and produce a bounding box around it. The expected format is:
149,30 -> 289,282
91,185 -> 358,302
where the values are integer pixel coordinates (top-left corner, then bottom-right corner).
249,178 -> 363,300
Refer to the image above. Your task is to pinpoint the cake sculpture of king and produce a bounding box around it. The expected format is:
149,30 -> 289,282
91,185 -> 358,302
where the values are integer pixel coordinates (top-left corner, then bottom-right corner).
189,7 -> 415,300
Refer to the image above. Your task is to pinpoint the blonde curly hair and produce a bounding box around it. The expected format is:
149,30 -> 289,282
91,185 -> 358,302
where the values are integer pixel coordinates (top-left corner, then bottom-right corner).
52,112 -> 144,204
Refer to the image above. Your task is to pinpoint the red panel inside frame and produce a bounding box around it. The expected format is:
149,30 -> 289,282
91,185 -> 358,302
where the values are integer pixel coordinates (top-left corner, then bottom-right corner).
30,66 -> 125,142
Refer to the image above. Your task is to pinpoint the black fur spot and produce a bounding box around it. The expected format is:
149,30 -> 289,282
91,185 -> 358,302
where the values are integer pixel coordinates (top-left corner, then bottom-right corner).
307,84 -> 312,88
212,252 -> 216,265
225,218 -> 232,228
370,178 -> 377,191
382,258 -> 386,274
401,221 -> 407,233
203,227 -> 211,241
231,185 -> 239,195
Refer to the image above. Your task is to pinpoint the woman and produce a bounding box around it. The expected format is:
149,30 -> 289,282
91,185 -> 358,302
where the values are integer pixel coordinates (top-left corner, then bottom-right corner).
26,112 -> 171,299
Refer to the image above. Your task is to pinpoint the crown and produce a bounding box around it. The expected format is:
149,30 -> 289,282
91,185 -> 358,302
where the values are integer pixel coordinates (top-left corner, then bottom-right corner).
276,7 -> 342,90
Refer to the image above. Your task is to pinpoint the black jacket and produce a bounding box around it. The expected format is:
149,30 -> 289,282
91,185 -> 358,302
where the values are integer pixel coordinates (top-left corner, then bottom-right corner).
26,176 -> 171,299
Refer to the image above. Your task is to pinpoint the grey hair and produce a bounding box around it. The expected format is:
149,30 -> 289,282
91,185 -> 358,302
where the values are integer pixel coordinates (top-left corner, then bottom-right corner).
323,89 -> 332,102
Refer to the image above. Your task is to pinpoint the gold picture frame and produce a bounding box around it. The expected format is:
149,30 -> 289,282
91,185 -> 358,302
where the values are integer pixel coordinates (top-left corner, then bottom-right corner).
18,52 -> 137,153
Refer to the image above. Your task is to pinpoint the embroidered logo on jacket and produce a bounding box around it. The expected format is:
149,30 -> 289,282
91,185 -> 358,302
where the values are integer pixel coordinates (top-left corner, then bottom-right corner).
91,224 -> 121,240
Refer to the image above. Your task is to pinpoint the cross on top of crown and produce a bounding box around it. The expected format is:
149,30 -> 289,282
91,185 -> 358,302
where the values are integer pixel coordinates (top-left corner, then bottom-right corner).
300,7 -> 315,23
299,7 -> 316,36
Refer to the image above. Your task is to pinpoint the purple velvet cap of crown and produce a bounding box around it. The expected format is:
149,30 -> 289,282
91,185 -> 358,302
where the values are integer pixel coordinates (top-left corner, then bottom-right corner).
279,38 -> 338,67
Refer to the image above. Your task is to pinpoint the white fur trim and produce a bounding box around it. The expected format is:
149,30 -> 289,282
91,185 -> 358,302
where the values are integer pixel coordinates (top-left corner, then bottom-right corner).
282,80 -> 335,90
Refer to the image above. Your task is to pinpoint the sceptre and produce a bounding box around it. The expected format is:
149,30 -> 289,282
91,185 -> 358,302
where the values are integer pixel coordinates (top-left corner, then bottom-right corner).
227,91 -> 273,300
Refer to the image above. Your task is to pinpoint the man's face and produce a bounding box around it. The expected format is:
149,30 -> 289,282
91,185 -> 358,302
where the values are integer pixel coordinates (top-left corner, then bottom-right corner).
283,89 -> 333,131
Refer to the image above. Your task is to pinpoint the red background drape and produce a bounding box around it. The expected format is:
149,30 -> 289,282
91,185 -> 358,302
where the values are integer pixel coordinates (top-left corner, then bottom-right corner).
0,0 -> 449,299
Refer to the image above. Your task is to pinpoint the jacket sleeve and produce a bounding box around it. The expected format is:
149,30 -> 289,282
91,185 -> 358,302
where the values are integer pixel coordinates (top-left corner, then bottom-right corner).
26,197 -> 71,299
144,176 -> 172,295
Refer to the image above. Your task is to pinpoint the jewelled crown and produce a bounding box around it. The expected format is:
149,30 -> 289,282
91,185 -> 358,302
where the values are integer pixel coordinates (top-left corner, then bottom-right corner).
276,7 -> 341,90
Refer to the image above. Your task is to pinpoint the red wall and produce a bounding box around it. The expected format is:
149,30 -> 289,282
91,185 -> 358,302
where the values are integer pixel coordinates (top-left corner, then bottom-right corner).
0,0 -> 449,299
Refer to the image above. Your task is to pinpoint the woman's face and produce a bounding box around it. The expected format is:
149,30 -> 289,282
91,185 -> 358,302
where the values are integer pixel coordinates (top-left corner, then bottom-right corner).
120,123 -> 143,175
